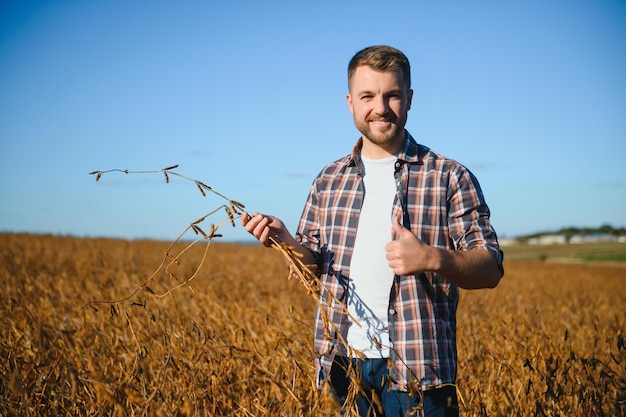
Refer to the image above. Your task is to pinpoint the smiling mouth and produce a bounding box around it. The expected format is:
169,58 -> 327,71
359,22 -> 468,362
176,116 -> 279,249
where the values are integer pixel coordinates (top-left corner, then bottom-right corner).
369,119 -> 394,127
368,117 -> 395,123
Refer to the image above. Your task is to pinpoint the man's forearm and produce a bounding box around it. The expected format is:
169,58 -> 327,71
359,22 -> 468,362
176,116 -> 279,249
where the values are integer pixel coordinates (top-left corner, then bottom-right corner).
433,248 -> 502,289
280,234 -> 317,267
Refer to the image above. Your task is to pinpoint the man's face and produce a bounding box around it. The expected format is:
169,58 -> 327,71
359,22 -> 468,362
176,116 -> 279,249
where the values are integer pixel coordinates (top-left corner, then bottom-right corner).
347,65 -> 413,154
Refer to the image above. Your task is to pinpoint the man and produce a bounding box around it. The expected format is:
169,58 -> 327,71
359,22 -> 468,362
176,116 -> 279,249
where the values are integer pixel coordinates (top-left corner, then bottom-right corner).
242,45 -> 503,416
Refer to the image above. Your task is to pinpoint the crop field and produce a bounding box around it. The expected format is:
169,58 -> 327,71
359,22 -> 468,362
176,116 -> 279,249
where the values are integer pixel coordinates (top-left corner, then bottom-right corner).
1,233 -> 624,416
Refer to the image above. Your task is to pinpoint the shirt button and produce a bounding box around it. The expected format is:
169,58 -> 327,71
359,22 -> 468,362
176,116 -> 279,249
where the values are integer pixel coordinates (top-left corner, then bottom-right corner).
389,308 -> 396,315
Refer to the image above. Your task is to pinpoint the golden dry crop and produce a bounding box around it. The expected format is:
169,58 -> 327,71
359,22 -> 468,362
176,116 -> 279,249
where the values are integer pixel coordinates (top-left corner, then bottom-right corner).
1,233 -> 624,416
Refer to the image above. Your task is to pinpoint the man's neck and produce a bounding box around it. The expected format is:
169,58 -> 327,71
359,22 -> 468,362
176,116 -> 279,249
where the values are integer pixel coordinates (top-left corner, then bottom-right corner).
360,132 -> 406,159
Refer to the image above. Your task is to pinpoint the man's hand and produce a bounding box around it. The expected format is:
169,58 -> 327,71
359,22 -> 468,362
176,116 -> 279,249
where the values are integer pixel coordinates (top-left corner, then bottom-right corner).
241,212 -> 316,266
241,212 -> 289,247
385,215 -> 435,276
385,214 -> 503,288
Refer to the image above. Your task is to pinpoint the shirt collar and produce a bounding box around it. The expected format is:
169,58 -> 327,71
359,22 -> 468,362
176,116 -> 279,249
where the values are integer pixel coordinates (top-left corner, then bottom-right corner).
345,130 -> 425,168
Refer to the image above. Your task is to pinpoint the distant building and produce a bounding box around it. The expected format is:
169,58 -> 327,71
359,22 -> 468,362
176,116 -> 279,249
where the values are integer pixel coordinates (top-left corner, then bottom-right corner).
528,235 -> 567,245
569,234 -> 617,244
525,233 -> 623,245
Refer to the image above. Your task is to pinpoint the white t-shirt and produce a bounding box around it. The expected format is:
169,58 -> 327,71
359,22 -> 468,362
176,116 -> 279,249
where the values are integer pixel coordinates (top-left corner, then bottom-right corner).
347,154 -> 397,358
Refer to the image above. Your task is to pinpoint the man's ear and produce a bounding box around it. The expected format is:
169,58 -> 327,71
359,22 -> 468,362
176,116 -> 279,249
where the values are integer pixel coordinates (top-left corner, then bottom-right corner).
346,93 -> 354,115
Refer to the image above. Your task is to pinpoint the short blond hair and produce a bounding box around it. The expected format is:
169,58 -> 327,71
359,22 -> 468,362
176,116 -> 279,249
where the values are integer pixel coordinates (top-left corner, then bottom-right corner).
348,45 -> 411,91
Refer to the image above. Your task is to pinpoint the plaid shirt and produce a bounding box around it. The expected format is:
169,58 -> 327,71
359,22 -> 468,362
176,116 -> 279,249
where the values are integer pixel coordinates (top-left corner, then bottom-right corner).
296,132 -> 502,391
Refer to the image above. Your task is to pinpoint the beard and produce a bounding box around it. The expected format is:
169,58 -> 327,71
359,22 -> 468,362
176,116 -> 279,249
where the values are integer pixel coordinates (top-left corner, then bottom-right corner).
354,115 -> 405,148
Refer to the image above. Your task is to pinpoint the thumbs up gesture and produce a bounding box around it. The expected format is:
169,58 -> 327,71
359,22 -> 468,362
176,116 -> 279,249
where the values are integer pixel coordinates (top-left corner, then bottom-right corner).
385,214 -> 436,276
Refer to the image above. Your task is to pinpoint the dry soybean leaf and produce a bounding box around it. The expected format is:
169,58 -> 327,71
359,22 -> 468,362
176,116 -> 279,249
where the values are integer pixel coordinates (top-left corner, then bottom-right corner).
193,225 -> 209,238
372,337 -> 382,349
196,182 -> 206,197
208,223 -> 223,238
230,200 -> 246,210
372,390 -> 383,414
110,304 -> 119,317
197,181 -> 212,191
230,201 -> 245,215
225,207 -> 235,227
192,215 -> 207,225
523,358 -> 534,371
617,333 -> 625,351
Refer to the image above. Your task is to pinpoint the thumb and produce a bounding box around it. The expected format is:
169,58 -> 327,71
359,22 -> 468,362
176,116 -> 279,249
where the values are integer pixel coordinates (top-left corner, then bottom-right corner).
391,214 -> 409,240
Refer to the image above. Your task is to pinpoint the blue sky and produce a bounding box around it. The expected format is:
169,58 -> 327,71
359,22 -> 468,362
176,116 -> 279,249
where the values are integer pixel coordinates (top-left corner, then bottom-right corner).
1,0 -> 624,242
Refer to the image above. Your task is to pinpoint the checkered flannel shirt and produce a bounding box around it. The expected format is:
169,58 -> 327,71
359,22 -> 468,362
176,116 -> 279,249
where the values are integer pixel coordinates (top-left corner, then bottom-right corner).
296,132 -> 502,391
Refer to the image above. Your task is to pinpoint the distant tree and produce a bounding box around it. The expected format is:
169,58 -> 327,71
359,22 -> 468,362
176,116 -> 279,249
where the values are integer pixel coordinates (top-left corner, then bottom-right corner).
520,224 -> 625,239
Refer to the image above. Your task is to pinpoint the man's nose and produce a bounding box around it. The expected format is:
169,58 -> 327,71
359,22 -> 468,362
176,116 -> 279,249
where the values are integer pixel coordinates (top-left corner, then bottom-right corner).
373,96 -> 390,115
